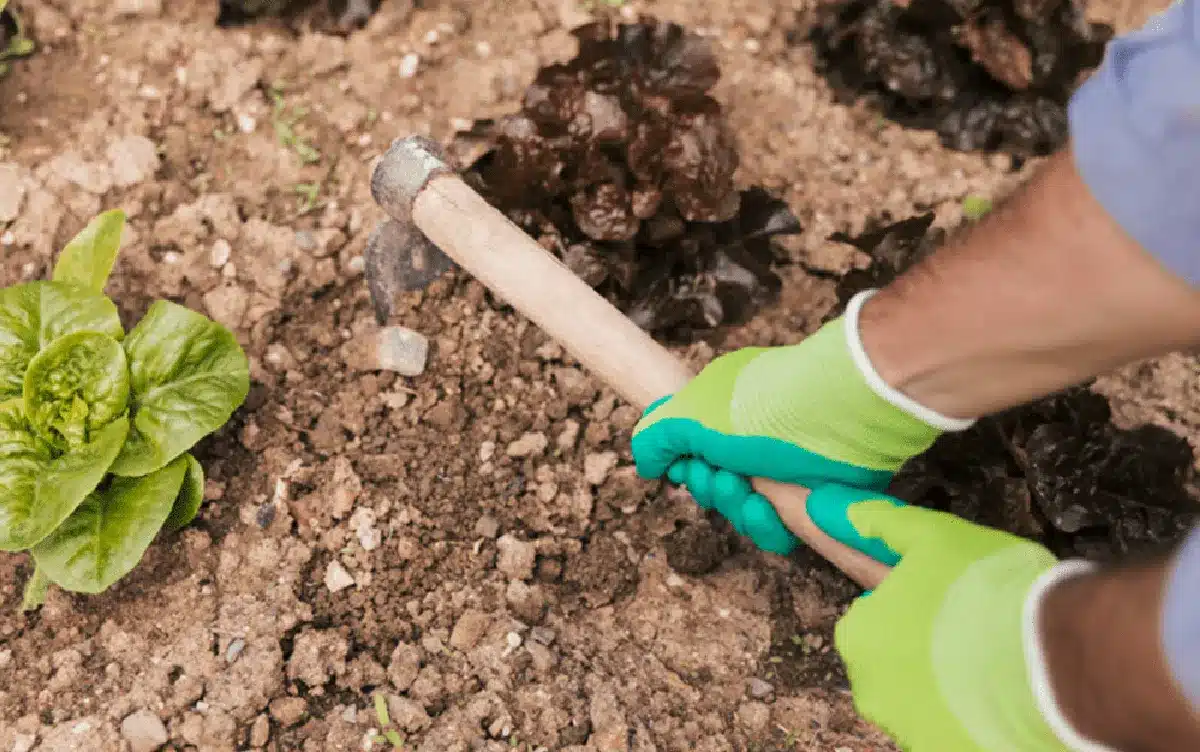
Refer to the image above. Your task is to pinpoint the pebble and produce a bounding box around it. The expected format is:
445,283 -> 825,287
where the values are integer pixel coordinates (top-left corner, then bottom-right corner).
349,325 -> 428,376
529,626 -> 556,645
120,709 -> 168,752
114,0 -> 163,16
398,53 -> 420,79
747,678 -> 775,700
325,560 -> 355,593
0,164 -> 23,222
386,695 -> 431,732
449,609 -> 491,651
479,441 -> 496,462
505,580 -> 546,624
10,735 -> 35,752
268,697 -> 308,728
107,135 -> 160,187
0,648 -> 10,668
496,535 -> 537,581
505,432 -> 547,458
387,643 -> 421,691
209,238 -> 232,268
225,638 -> 245,663
737,701 -> 771,733
351,507 -> 381,551
249,715 -> 270,747
474,514 -> 500,539
583,451 -> 619,485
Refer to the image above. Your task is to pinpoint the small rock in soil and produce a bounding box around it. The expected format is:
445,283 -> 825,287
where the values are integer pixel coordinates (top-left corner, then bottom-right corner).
120,710 -> 168,752
496,534 -> 538,580
737,701 -> 771,732
506,579 -> 547,624
747,678 -> 774,700
583,451 -> 619,485
506,431 -> 548,458
225,638 -> 246,663
450,17 -> 802,340
386,695 -> 432,732
114,0 -> 164,16
345,325 -> 429,375
388,642 -> 422,691
249,714 -> 270,747
475,514 -> 500,539
449,609 -> 492,651
807,0 -> 1112,156
325,559 -> 355,592
0,163 -> 23,222
107,135 -> 160,187
268,696 -> 308,728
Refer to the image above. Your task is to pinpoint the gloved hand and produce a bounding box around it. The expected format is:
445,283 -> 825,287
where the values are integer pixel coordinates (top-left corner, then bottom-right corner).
835,492 -> 1093,752
632,290 -> 973,555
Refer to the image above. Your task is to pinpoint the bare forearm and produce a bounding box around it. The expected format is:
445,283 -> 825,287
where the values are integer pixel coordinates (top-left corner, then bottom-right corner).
1038,555 -> 1200,751
859,147 -> 1200,420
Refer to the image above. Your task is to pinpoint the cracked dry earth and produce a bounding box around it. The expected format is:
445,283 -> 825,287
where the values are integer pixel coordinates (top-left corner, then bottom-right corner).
0,0 -> 1193,750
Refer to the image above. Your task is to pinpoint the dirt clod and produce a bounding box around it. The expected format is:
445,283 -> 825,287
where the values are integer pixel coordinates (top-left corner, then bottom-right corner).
120,710 -> 168,752
497,534 -> 539,580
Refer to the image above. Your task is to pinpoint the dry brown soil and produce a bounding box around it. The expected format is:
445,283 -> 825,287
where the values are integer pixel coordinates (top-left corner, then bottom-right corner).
0,0 -> 1191,750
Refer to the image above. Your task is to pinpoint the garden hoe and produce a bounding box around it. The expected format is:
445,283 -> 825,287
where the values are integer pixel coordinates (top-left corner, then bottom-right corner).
364,135 -> 890,591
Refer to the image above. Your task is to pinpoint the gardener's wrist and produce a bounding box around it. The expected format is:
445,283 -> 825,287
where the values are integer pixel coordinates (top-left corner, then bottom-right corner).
854,150 -> 1200,422
1031,556 -> 1200,752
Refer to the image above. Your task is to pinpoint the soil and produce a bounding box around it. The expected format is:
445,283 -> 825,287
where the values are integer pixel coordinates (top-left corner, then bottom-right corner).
0,1 -> 1189,751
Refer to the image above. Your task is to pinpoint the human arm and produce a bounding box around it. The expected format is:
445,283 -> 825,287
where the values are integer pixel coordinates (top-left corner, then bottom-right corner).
860,145 -> 1200,420
1034,530 -> 1200,751
633,0 -> 1200,551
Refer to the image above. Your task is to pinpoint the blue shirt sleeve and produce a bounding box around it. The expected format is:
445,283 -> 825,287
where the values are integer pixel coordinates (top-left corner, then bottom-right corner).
1068,0 -> 1200,286
1163,525 -> 1200,709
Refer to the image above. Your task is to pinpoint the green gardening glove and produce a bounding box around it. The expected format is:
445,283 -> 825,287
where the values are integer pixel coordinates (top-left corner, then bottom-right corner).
835,492 -> 1090,752
632,290 -> 973,555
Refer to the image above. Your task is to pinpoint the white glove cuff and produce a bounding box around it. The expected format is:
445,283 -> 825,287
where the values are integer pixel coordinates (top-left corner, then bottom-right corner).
843,289 -> 976,433
1022,559 -> 1121,752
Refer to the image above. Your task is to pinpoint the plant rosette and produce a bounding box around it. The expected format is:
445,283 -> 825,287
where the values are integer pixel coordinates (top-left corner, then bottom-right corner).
0,210 -> 249,610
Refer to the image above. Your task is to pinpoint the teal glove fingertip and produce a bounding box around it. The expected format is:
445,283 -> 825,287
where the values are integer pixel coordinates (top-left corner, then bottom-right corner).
741,493 -> 798,555
805,485 -> 905,567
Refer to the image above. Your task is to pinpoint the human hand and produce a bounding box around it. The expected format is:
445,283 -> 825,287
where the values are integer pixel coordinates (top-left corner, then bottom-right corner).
632,291 -> 971,555
834,495 -> 1073,752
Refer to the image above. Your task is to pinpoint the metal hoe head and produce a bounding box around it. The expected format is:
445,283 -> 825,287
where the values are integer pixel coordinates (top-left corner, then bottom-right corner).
364,136 -> 460,324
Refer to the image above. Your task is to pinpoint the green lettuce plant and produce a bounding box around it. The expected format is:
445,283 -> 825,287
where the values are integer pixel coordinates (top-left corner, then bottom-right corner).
2,210 -> 249,610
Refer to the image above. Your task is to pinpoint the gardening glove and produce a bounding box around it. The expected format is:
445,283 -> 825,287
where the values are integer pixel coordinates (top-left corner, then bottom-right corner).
835,491 -> 1106,752
632,289 -> 974,555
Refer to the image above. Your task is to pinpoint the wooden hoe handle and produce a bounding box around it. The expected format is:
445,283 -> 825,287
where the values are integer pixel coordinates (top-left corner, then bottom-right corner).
371,137 -> 891,590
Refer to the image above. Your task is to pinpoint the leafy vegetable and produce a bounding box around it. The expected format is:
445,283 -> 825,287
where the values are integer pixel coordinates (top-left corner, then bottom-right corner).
110,301 -> 249,477
24,331 -> 129,449
0,281 -> 124,399
165,454 -> 204,532
0,401 -> 128,551
51,210 -> 127,294
1,211 -> 250,609
32,455 -> 187,594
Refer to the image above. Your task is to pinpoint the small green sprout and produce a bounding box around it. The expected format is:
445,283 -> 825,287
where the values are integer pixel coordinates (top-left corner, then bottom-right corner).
962,195 -> 993,221
294,182 -> 321,214
371,693 -> 406,750
269,85 -> 321,165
